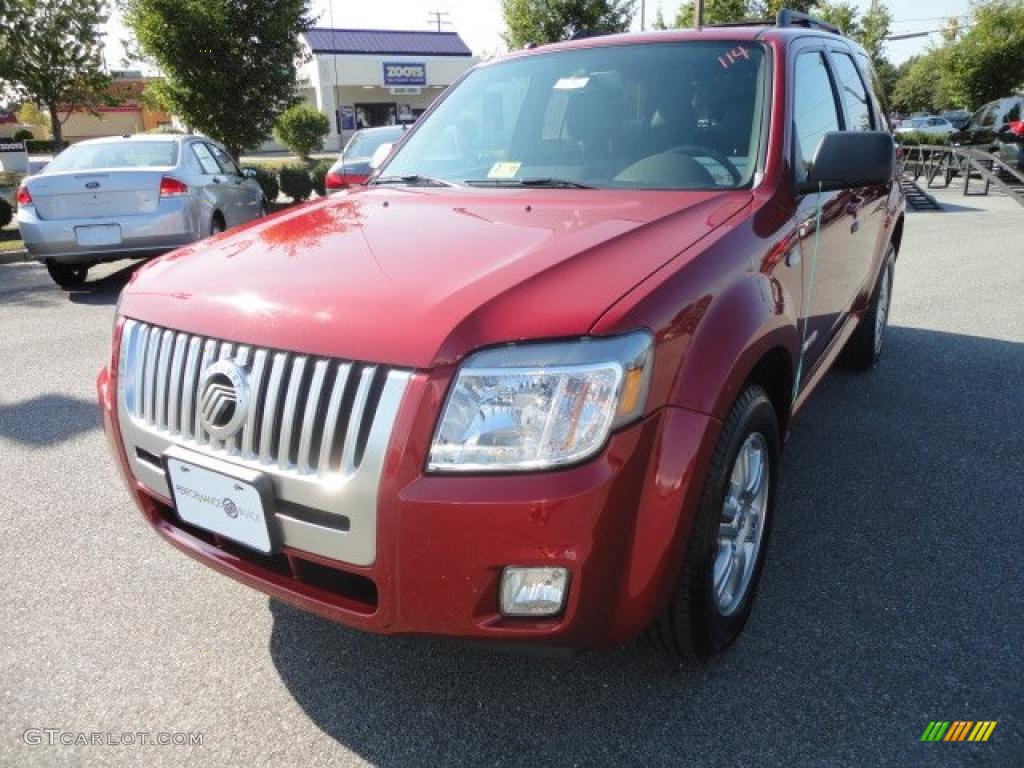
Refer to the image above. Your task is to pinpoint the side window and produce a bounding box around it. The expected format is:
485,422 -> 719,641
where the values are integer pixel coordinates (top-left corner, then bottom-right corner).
979,106 -> 996,128
192,143 -> 221,175
793,51 -> 841,181
855,51 -> 888,127
831,52 -> 873,131
208,144 -> 241,176
1006,103 -> 1021,123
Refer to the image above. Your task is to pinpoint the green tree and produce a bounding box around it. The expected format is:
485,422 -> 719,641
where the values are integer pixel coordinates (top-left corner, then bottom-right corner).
813,1 -> 859,34
16,102 -> 51,138
502,0 -> 634,48
943,0 -> 1024,107
122,0 -> 314,159
856,0 -> 892,69
273,103 -> 329,161
0,0 -> 112,149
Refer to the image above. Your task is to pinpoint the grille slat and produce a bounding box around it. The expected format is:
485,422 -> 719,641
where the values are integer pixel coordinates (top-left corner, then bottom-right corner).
297,360 -> 329,474
193,340 -> 217,444
143,328 -> 161,424
259,352 -> 289,465
180,336 -> 201,438
154,330 -> 174,430
342,367 -> 377,474
166,333 -> 188,435
319,363 -> 352,476
121,322 -> 393,478
277,356 -> 307,470
241,349 -> 268,458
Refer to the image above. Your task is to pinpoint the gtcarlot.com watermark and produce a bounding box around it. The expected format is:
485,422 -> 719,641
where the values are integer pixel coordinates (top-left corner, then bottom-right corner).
23,728 -> 204,747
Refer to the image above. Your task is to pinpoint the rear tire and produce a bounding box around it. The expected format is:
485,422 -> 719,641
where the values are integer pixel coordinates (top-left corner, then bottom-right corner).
840,243 -> 895,370
648,384 -> 780,660
210,214 -> 226,235
45,260 -> 88,289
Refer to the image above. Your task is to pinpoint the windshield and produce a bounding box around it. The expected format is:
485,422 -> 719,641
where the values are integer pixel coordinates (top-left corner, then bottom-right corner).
45,141 -> 178,173
379,42 -> 767,190
344,127 -> 404,161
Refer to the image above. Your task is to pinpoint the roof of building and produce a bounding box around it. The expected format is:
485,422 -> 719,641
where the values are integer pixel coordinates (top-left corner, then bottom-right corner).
303,28 -> 473,57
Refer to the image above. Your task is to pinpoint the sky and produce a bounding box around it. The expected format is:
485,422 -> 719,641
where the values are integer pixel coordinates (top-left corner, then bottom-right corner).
103,0 -> 974,72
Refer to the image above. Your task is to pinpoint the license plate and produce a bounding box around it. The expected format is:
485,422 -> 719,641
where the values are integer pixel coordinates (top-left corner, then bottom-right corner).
164,447 -> 277,554
74,224 -> 121,246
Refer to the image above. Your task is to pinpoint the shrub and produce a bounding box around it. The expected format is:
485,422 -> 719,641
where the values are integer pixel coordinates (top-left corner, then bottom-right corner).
25,139 -> 57,153
0,198 -> 12,228
278,165 -> 313,202
272,103 -> 330,161
241,165 -> 279,203
12,129 -> 34,141
310,159 -> 334,197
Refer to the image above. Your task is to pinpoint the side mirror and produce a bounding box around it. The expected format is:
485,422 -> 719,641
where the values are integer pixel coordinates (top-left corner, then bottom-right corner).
242,168 -> 257,179
797,131 -> 894,193
369,142 -> 394,170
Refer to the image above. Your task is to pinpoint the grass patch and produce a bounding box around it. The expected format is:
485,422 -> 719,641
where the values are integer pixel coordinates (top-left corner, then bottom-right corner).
0,226 -> 25,253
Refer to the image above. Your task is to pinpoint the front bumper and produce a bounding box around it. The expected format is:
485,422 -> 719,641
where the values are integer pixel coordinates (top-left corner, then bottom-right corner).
18,199 -> 199,264
98,364 -> 719,648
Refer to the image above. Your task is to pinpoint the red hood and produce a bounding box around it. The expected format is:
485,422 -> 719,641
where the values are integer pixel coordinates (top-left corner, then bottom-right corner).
119,186 -> 749,368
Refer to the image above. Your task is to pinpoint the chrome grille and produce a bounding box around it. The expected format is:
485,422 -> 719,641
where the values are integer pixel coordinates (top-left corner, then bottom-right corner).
119,319 -> 388,477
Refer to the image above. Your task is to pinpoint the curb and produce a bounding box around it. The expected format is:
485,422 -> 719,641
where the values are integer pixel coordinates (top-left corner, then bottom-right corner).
0,250 -> 30,265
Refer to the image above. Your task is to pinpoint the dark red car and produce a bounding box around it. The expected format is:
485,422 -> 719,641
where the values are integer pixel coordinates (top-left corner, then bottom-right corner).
99,11 -> 905,659
324,125 -> 406,191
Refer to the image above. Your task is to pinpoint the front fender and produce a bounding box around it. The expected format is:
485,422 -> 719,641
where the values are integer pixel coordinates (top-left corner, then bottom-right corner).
671,274 -> 799,422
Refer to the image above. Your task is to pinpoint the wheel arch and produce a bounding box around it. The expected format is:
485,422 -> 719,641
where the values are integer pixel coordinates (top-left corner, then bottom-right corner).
668,274 -> 799,429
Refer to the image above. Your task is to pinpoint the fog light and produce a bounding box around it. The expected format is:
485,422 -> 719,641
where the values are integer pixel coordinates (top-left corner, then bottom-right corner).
500,567 -> 569,617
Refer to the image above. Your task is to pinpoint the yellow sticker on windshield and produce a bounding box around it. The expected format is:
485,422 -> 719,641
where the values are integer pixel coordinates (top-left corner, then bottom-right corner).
487,162 -> 521,179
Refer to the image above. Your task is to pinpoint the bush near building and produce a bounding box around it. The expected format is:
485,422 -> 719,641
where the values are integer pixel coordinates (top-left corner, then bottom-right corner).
241,165 -> 280,203
310,159 -> 333,197
272,104 -> 329,162
278,164 -> 314,202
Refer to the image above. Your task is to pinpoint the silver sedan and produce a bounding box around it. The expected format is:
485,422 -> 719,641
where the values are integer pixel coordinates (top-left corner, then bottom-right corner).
16,134 -> 266,287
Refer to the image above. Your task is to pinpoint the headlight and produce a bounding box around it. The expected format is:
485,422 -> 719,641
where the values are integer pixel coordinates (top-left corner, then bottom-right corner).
428,332 -> 653,472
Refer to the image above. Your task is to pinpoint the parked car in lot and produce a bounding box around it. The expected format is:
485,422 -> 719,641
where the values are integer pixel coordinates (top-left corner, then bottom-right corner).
17,134 -> 266,287
996,102 -> 1024,169
894,115 -> 955,138
99,10 -> 904,659
324,125 -> 406,192
948,96 -> 1024,151
941,109 -> 971,130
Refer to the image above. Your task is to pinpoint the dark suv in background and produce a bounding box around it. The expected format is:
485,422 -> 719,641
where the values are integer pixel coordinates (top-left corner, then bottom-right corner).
949,96 -> 1024,151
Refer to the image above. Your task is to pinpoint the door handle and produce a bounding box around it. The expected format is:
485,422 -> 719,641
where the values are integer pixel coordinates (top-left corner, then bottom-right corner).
212,177 -> 221,184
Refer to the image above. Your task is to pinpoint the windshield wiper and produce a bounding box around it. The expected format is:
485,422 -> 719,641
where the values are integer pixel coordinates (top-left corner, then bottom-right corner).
370,174 -> 453,187
464,178 -> 594,189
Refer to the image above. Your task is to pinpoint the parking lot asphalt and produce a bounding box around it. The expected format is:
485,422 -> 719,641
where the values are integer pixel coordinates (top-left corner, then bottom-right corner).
1,187 -> 1022,768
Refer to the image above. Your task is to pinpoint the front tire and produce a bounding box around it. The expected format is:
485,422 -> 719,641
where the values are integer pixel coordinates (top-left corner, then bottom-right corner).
649,384 -> 780,660
841,244 -> 895,370
45,260 -> 88,289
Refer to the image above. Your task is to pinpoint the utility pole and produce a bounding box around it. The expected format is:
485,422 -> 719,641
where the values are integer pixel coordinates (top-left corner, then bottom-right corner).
426,10 -> 451,33
640,0 -> 646,31
694,0 -> 705,28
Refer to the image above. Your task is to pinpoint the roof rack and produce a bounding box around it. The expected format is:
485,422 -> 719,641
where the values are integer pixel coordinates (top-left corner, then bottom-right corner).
776,8 -> 842,35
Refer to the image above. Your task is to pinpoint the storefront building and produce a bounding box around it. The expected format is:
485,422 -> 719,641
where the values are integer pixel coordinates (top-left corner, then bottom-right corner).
298,28 -> 478,150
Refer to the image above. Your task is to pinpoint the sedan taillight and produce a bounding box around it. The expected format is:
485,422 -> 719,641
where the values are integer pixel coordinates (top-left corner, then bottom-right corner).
159,176 -> 189,197
1007,120 -> 1024,137
324,171 -> 347,190
16,185 -> 32,205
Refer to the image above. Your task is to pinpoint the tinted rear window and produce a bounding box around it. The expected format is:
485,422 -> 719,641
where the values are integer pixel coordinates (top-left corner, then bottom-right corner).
46,141 -> 178,173
344,128 -> 404,160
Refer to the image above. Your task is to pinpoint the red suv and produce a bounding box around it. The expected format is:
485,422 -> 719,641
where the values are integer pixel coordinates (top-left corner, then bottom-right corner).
98,12 -> 905,659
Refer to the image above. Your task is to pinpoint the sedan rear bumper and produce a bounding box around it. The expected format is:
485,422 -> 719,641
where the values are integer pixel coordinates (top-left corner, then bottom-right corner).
18,199 -> 200,264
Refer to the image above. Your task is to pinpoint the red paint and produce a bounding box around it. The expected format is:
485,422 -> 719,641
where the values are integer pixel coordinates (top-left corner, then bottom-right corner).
100,26 -> 906,647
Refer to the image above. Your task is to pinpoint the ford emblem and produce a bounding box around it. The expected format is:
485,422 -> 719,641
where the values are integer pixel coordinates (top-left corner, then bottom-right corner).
85,181 -> 100,189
